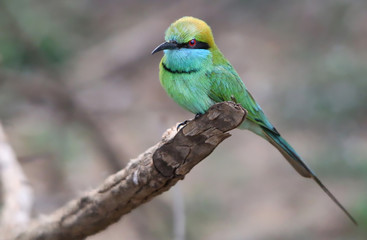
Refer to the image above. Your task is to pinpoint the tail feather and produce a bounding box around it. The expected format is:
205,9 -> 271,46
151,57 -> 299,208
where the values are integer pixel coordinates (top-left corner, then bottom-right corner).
262,127 -> 358,226
262,128 -> 313,178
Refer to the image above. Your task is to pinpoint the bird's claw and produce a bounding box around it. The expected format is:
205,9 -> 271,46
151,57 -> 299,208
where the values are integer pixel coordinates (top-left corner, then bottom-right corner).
176,113 -> 203,131
195,113 -> 202,119
177,120 -> 189,131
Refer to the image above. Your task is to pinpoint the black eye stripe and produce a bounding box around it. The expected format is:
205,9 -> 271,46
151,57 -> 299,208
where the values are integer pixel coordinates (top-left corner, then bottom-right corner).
177,40 -> 210,49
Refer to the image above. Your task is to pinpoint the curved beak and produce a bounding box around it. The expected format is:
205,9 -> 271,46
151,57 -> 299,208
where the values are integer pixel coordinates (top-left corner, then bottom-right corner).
151,41 -> 178,54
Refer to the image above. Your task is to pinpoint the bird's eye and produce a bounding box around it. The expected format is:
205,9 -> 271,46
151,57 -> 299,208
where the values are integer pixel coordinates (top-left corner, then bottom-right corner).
188,39 -> 196,47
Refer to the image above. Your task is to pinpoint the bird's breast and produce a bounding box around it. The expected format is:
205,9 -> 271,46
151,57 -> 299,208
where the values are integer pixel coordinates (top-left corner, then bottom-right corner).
159,65 -> 214,114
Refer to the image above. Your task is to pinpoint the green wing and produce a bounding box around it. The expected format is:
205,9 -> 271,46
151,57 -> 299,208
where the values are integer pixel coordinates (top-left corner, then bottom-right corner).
206,64 -> 359,224
207,64 -> 278,135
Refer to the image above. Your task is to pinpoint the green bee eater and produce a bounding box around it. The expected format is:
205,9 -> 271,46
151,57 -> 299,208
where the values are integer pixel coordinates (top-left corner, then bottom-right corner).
152,16 -> 356,225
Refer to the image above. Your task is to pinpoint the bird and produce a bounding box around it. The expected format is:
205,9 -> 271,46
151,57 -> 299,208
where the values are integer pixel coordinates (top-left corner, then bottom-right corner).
151,16 -> 357,225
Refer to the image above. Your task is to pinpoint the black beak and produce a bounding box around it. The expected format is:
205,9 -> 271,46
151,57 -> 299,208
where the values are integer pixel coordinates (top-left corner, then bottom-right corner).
151,41 -> 178,54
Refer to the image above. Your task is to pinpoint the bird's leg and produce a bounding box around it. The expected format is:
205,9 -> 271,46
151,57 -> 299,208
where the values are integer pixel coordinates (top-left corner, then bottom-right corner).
230,95 -> 238,103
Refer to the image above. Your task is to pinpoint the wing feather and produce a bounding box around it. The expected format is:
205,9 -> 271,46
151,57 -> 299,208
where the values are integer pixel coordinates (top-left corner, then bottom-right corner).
207,64 -> 278,135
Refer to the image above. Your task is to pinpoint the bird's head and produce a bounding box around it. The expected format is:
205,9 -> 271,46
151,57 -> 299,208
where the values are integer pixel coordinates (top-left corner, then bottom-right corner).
152,17 -> 216,72
152,16 -> 215,54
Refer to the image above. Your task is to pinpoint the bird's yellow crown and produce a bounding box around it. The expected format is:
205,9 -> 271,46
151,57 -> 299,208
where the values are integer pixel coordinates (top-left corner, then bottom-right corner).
165,16 -> 216,48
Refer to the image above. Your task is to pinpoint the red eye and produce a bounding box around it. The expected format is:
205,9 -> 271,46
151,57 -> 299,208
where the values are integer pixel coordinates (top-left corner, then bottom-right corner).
188,39 -> 196,47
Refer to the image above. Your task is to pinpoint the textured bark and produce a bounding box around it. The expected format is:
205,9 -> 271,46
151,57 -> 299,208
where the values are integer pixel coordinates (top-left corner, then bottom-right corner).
13,102 -> 246,240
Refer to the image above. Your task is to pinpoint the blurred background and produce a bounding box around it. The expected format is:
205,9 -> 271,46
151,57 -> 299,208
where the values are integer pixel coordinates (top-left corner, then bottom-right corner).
1,0 -> 367,239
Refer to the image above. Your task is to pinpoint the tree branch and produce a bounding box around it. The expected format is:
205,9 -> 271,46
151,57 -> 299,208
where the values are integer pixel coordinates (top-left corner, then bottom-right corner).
13,102 -> 246,240
0,122 -> 34,239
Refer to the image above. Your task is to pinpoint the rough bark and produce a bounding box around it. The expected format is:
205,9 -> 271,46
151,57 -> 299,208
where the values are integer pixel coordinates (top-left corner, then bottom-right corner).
13,102 -> 246,240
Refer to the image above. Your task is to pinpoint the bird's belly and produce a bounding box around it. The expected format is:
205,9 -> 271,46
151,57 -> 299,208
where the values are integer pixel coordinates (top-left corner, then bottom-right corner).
161,72 -> 214,114
239,119 -> 265,137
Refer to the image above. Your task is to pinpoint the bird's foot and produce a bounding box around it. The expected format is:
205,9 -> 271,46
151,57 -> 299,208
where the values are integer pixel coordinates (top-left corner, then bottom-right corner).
230,95 -> 238,103
177,120 -> 189,131
194,113 -> 202,119
176,113 -> 203,131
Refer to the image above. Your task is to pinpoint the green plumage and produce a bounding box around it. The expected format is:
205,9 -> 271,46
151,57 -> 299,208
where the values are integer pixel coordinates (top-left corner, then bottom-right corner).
152,16 -> 356,225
